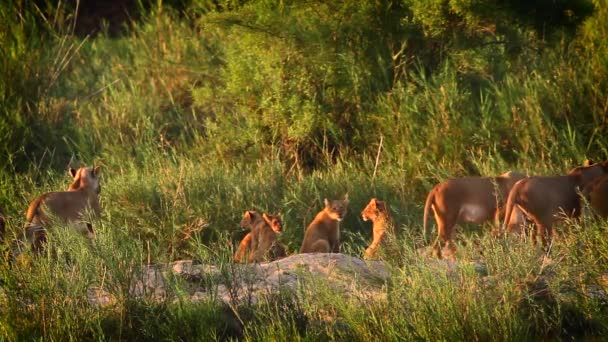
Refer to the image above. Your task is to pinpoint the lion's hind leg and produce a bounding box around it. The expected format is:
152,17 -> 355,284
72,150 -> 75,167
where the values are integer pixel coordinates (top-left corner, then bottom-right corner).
432,219 -> 455,259
309,239 -> 331,253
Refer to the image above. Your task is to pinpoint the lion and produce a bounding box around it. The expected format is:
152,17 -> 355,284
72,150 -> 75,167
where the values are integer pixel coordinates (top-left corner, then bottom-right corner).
423,171 -> 527,258
502,160 -> 608,246
22,166 -> 102,253
300,195 -> 349,253
583,174 -> 608,219
361,198 -> 395,260
233,210 -> 285,263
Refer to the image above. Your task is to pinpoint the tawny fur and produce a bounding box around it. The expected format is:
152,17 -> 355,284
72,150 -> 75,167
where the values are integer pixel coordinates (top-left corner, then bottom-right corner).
583,174 -> 608,219
233,232 -> 253,263
423,171 -> 527,258
67,166 -> 95,191
233,211 -> 285,263
300,195 -> 349,253
361,198 -> 394,260
23,166 -> 102,251
502,160 -> 608,246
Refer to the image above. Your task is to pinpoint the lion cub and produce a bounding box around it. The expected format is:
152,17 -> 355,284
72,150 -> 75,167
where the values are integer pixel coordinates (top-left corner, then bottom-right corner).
361,198 -> 395,260
23,166 -> 102,252
234,210 -> 285,263
300,195 -> 349,253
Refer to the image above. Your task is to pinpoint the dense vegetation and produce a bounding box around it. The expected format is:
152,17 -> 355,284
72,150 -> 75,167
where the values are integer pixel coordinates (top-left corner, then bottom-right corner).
0,0 -> 607,340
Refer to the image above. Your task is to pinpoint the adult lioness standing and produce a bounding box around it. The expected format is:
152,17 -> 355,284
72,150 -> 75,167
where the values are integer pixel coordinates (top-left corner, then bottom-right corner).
300,195 -> 349,253
503,160 -> 608,246
423,171 -> 527,258
23,166 -> 102,252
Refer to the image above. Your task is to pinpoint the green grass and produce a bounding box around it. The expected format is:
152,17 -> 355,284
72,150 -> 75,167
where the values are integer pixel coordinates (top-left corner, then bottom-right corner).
1,158 -> 607,340
1,0 -> 608,340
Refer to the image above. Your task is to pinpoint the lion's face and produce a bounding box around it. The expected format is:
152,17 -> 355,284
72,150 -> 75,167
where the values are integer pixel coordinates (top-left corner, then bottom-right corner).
324,196 -> 349,222
263,213 -> 283,233
361,198 -> 386,222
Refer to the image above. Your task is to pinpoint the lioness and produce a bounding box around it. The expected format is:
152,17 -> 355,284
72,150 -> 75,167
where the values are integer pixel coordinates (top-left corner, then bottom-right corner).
361,198 -> 395,260
423,171 -> 527,258
234,211 -> 285,263
23,166 -> 102,252
300,195 -> 349,253
583,174 -> 608,219
502,160 -> 608,246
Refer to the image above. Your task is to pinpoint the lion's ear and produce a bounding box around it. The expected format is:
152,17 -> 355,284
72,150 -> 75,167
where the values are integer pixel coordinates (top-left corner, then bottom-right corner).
584,159 -> 593,167
376,200 -> 386,211
324,198 -> 330,207
69,168 -> 78,178
262,213 -> 270,221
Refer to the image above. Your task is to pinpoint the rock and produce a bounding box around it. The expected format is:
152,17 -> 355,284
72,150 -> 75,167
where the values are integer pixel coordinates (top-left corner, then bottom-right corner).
87,253 -> 390,307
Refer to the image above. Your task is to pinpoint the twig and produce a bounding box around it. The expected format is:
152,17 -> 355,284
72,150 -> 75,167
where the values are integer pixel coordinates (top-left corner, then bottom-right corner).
372,135 -> 384,181
83,79 -> 121,100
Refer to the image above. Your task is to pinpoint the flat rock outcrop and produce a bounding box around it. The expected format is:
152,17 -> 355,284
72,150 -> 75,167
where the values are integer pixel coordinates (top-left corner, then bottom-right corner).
88,253 -> 390,307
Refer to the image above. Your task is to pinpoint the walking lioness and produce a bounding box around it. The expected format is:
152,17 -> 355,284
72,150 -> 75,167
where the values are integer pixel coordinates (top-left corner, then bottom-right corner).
502,160 -> 608,246
423,171 -> 527,258
234,210 -> 285,263
300,195 -> 349,253
22,166 -> 102,252
361,198 -> 395,260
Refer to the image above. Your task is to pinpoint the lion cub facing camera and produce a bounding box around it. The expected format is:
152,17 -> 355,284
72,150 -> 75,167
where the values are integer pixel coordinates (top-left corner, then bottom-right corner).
300,195 -> 349,253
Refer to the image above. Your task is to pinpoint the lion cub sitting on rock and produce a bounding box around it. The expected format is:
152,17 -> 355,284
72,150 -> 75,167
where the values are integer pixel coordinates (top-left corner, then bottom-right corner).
361,198 -> 395,260
300,195 -> 349,253
233,210 -> 286,263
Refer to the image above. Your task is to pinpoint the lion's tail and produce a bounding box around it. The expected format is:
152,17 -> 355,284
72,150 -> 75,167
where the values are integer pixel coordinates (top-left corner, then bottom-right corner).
502,179 -> 524,232
25,196 -> 44,225
422,187 -> 436,242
